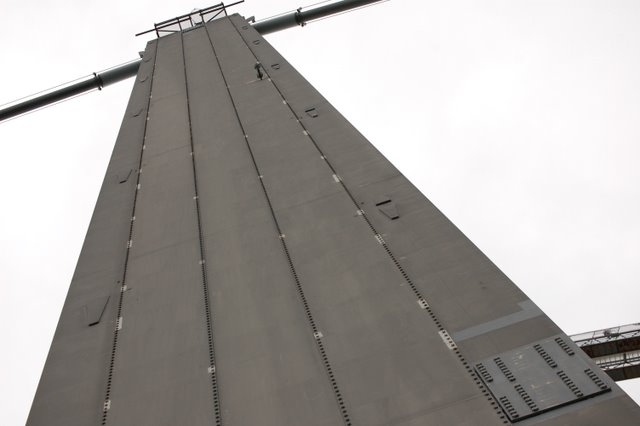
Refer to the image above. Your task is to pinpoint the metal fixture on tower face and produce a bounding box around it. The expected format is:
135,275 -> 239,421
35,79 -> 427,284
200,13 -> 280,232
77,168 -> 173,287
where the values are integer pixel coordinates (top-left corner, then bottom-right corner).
16,2 -> 640,425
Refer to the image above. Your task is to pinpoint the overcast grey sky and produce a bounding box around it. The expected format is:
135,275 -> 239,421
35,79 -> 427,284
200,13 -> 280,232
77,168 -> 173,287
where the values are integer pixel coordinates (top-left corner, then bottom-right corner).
1,0 -> 639,424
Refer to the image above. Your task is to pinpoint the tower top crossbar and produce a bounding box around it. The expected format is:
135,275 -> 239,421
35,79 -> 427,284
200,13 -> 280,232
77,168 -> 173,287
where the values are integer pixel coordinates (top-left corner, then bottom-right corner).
135,1 -> 246,38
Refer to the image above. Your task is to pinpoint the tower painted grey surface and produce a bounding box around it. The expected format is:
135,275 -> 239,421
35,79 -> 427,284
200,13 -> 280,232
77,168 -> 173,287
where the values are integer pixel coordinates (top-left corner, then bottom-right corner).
27,14 -> 640,425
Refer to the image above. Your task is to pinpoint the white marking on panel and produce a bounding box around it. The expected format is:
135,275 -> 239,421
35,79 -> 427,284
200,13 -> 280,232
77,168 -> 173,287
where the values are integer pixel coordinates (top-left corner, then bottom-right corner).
438,330 -> 457,350
418,299 -> 429,309
314,331 -> 323,340
117,317 -> 123,331
332,174 -> 341,183
356,209 -> 365,216
374,234 -> 385,245
103,400 -> 111,412
127,240 -> 133,248
208,365 -> 216,374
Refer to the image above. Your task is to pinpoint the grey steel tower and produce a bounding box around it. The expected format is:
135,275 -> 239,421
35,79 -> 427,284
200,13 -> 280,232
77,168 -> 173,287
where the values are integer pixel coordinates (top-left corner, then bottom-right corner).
25,7 -> 640,426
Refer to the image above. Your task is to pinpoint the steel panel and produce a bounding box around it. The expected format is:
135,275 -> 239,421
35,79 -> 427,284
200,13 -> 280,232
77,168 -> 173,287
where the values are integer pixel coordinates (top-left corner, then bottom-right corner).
182,22 -> 343,425
225,16 -> 503,424
105,32 -> 213,425
26,41 -> 157,426
232,13 -> 640,424
475,335 -> 612,422
27,12 -> 640,425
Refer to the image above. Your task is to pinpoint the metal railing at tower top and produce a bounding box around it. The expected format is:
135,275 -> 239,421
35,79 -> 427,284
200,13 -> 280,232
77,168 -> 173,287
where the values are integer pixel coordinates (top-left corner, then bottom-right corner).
571,323 -> 640,382
135,1 -> 246,38
571,323 -> 640,347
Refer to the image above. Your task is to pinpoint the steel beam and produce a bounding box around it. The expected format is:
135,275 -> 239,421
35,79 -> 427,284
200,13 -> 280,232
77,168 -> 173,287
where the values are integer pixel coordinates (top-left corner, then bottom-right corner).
0,60 -> 141,122
252,0 -> 385,35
